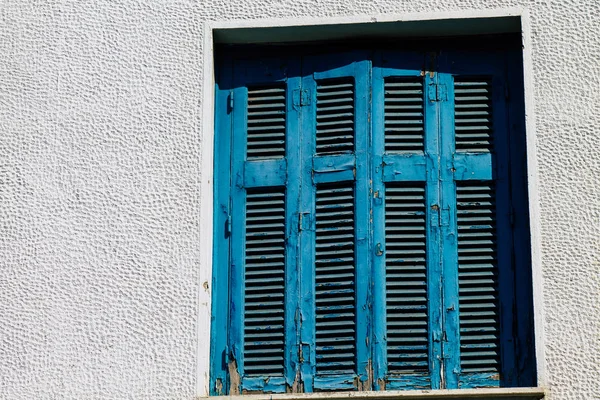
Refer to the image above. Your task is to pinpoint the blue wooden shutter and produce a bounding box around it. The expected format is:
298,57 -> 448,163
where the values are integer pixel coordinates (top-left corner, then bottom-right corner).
453,77 -> 503,386
372,52 -> 442,390
438,52 -> 518,389
211,59 -> 234,395
223,57 -> 302,394
300,53 -> 370,392
213,47 -> 534,395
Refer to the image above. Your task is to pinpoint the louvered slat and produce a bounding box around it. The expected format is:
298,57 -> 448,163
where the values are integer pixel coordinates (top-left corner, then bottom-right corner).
454,78 -> 493,153
316,79 -> 355,155
247,85 -> 286,160
385,184 -> 429,373
244,188 -> 286,376
315,183 -> 356,374
457,182 -> 500,374
384,78 -> 424,153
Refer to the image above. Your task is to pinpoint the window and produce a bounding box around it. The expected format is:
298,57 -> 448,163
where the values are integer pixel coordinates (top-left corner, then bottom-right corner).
211,38 -> 536,395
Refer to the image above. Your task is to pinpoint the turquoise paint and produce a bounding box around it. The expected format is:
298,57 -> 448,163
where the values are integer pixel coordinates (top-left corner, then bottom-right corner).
382,154 -> 428,182
211,58 -> 233,395
299,58 -> 317,392
370,53 -> 387,387
243,377 -> 288,392
438,70 -> 461,389
452,153 -> 493,181
312,154 -> 355,174
352,57 -> 372,388
244,159 -> 287,188
285,72 -> 303,390
423,68 -> 444,391
229,81 -> 249,385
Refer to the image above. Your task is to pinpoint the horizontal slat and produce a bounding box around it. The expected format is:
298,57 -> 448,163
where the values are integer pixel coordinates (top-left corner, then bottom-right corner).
457,182 -> 500,376
244,188 -> 286,376
316,79 -> 355,155
385,184 -> 429,374
385,78 -> 424,153
454,77 -> 494,153
315,182 -> 356,375
247,85 -> 286,160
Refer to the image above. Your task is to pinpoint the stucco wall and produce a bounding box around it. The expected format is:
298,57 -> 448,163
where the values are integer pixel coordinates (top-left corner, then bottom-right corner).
0,1 -> 598,399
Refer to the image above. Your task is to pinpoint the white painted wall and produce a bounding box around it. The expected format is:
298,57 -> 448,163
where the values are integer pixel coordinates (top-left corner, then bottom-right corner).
0,1 -> 598,399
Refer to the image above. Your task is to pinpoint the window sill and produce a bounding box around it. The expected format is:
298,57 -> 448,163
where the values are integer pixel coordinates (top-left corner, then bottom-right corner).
204,388 -> 545,400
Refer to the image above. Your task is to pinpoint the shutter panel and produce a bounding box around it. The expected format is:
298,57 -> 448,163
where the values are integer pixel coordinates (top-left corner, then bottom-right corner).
451,71 -> 518,389
301,54 -> 370,391
456,183 -> 500,375
439,59 -> 518,389
384,184 -> 429,374
224,58 -> 302,394
372,53 -> 441,390
244,188 -> 287,376
315,183 -> 356,375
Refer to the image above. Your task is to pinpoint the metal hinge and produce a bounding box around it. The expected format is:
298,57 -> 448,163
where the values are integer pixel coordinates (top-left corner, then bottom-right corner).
440,206 -> 450,227
428,83 -> 447,102
298,212 -> 311,231
301,89 -> 311,106
229,91 -> 234,111
225,214 -> 232,237
293,89 -> 311,108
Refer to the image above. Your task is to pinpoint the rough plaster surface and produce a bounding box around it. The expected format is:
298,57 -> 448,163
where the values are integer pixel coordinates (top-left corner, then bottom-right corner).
0,1 -> 598,399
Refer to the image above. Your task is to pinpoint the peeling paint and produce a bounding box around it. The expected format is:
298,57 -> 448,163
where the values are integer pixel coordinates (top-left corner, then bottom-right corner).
287,369 -> 304,393
355,359 -> 374,391
215,378 -> 224,395
228,357 -> 241,395
242,378 -> 269,395
377,377 -> 386,391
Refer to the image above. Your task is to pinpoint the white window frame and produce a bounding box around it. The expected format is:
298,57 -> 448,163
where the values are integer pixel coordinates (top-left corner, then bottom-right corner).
198,8 -> 545,398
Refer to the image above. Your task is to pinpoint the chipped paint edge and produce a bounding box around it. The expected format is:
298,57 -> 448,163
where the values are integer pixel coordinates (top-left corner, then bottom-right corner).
198,7 -> 546,397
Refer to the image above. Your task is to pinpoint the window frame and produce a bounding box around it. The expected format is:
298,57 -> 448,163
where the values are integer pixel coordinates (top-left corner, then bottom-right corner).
199,10 -> 545,398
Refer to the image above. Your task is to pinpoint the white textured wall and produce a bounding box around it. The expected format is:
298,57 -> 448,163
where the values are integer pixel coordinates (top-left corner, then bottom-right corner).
0,1 -> 598,399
